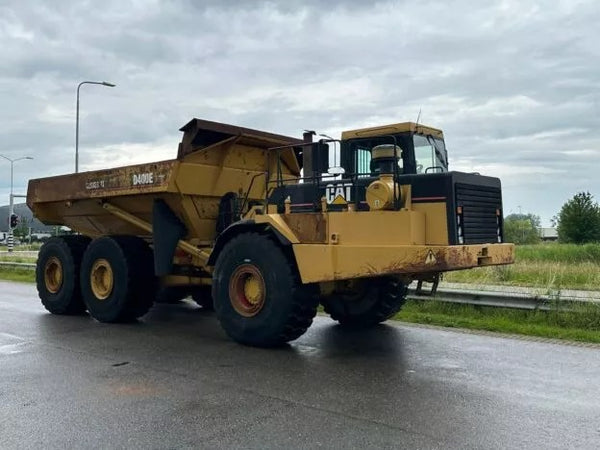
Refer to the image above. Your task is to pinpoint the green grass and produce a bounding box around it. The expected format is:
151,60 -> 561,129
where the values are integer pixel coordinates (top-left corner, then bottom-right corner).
0,267 -> 35,283
396,299 -> 600,343
0,255 -> 37,263
445,243 -> 600,291
0,243 -> 42,252
516,243 -> 600,263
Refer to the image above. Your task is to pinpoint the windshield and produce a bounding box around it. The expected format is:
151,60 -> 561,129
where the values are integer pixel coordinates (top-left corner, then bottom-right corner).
413,135 -> 447,173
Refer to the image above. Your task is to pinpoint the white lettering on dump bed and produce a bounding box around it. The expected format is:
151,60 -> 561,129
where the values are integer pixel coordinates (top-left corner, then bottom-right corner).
132,173 -> 154,186
85,180 -> 105,190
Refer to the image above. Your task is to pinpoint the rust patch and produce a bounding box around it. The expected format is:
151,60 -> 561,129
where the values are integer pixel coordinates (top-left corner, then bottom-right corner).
379,245 -> 514,276
281,213 -> 327,243
27,160 -> 175,205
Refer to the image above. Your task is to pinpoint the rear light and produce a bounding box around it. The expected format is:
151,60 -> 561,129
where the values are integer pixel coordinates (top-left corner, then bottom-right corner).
496,211 -> 502,242
456,206 -> 464,244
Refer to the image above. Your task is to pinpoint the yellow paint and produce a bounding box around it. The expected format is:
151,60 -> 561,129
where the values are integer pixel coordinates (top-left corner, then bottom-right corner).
328,210 -> 425,245
341,122 -> 444,140
365,177 -> 397,211
44,256 -> 63,294
28,118 -> 515,293
412,202 -> 449,245
254,214 -> 300,243
293,243 -> 515,283
244,276 -> 263,305
331,195 -> 347,205
90,258 -> 114,300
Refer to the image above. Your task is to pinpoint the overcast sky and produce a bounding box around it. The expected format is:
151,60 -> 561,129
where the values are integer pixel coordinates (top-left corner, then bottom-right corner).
1,0 -> 598,226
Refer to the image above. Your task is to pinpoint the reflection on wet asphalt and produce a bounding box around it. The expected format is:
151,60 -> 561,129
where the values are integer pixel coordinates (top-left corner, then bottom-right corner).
1,280 -> 599,449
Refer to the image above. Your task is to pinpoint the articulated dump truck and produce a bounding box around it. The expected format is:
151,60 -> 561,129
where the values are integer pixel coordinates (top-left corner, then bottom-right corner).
27,118 -> 514,347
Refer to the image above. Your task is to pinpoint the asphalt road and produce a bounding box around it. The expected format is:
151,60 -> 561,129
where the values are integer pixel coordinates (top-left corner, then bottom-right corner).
1,280 -> 599,449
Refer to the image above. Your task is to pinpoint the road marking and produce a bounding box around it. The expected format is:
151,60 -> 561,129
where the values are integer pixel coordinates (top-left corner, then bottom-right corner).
0,342 -> 27,355
0,332 -> 27,355
0,332 -> 25,341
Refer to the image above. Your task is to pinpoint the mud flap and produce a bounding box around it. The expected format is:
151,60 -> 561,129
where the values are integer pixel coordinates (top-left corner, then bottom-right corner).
152,199 -> 187,276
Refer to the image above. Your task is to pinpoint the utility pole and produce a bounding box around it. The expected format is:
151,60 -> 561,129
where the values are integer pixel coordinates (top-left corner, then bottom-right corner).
0,155 -> 33,252
76,81 -> 116,173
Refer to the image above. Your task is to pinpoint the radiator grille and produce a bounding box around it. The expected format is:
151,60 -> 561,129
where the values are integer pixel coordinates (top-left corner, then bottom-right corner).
455,183 -> 501,244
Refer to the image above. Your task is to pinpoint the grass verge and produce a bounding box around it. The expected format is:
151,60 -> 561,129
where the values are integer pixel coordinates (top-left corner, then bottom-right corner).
0,267 -> 35,283
0,255 -> 37,263
395,299 -> 600,344
444,261 -> 600,291
444,243 -> 600,291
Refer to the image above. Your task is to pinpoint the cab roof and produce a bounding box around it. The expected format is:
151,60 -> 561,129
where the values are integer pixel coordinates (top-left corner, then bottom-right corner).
341,122 -> 444,140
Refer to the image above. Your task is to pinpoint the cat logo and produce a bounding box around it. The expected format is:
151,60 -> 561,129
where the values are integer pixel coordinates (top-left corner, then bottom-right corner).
325,183 -> 353,204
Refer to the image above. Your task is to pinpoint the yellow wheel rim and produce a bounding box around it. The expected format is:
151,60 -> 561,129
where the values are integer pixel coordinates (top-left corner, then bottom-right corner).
244,276 -> 262,305
44,256 -> 63,294
90,258 -> 114,300
229,264 -> 266,317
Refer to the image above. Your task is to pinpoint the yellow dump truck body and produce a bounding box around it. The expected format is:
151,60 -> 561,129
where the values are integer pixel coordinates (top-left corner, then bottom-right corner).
28,117 -> 514,347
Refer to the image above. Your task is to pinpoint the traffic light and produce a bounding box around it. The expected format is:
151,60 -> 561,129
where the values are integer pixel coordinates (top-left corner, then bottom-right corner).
9,214 -> 18,229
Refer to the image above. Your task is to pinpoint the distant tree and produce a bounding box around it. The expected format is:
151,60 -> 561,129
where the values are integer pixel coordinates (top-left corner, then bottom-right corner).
554,192 -> 600,244
503,213 -> 541,244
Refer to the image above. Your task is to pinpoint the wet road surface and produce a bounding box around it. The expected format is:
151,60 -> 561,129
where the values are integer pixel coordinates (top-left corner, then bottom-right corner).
1,280 -> 599,449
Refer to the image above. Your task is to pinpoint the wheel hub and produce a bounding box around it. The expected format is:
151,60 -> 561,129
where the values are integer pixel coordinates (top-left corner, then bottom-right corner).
229,264 -> 266,317
44,256 -> 63,294
90,258 -> 114,300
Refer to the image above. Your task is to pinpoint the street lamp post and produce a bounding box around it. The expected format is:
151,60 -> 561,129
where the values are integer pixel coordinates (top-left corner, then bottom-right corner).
0,155 -> 33,252
75,81 -> 116,173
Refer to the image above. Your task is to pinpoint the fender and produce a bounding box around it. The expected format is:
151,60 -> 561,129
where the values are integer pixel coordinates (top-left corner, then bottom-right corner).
207,220 -> 292,266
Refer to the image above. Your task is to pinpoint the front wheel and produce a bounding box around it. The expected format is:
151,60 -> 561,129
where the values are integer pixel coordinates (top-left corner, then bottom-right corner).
212,232 -> 318,347
321,277 -> 408,328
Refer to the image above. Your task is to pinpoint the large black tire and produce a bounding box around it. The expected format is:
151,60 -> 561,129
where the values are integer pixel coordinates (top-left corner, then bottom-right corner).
212,232 -> 318,347
36,235 -> 91,315
80,236 -> 155,323
321,277 -> 408,328
191,286 -> 214,310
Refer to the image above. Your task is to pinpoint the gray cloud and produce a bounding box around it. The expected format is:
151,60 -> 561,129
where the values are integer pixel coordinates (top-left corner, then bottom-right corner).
0,0 -> 598,225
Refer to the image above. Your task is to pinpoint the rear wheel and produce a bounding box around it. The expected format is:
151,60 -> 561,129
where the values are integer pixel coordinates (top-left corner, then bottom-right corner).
36,236 -> 91,315
80,236 -> 155,322
212,232 -> 318,347
321,277 -> 408,328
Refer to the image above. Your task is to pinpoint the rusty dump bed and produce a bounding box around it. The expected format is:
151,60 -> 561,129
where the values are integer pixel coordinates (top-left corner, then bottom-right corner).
27,118 -> 302,240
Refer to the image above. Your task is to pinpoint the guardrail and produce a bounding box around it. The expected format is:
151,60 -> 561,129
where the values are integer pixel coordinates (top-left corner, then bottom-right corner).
1,261 -> 599,311
407,288 -> 600,311
0,261 -> 36,269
